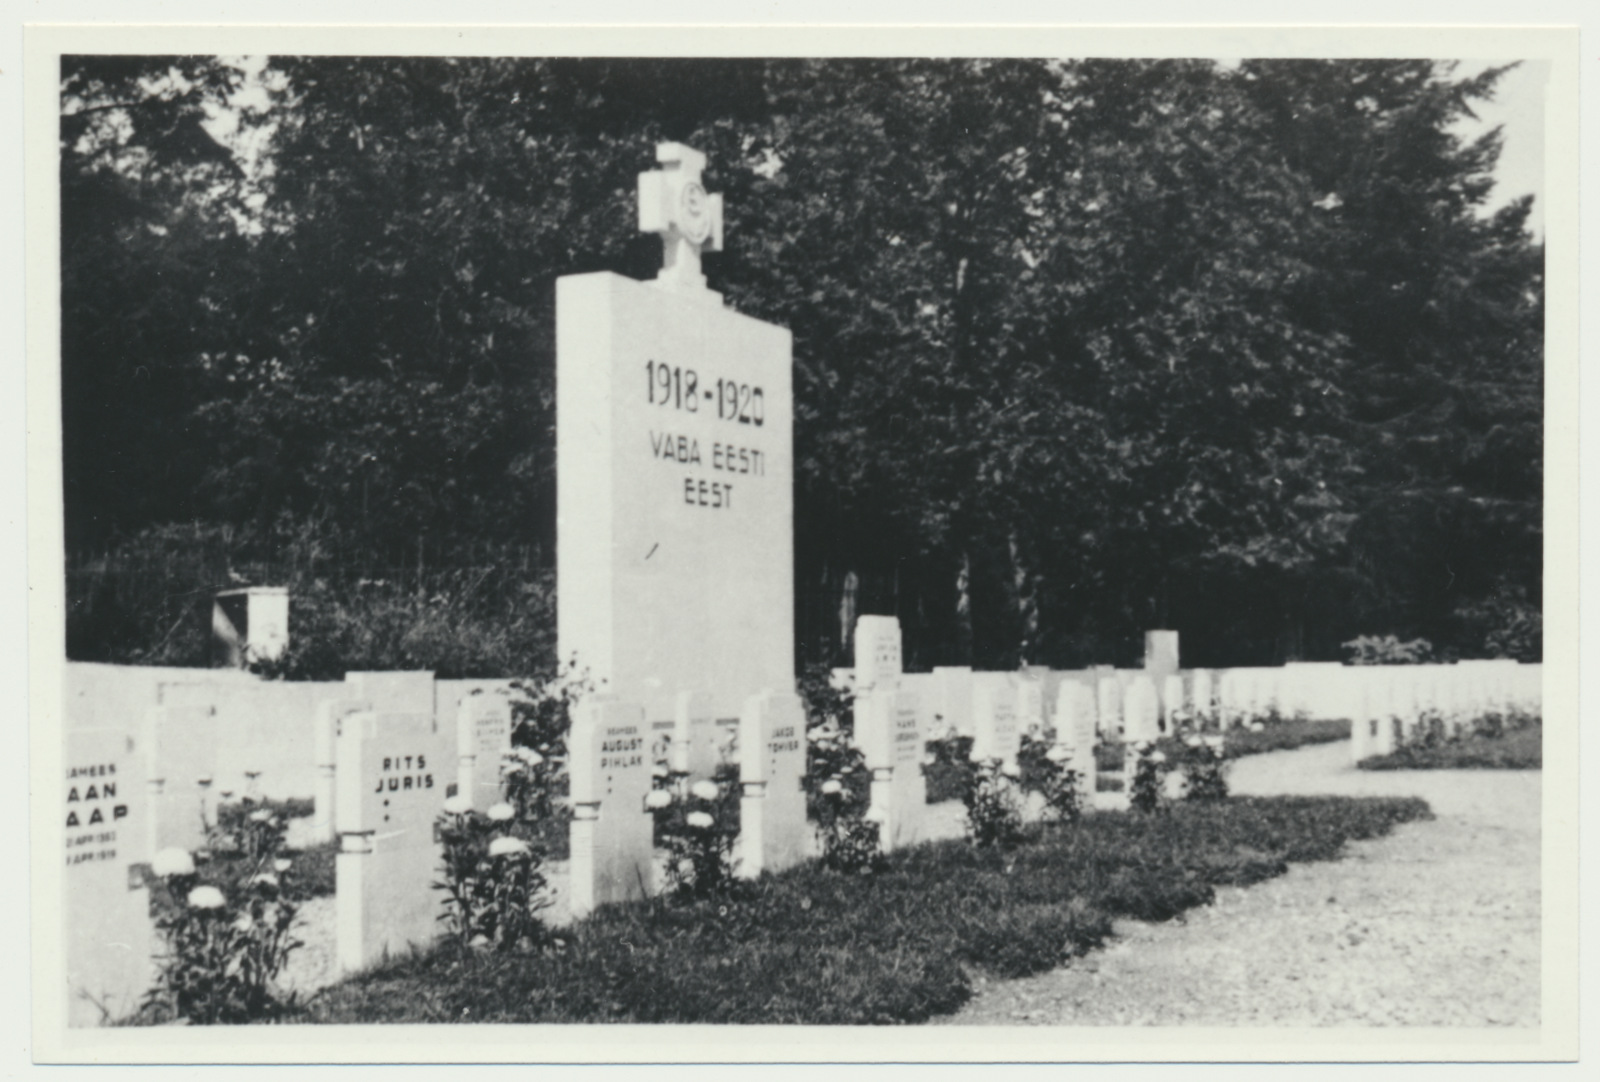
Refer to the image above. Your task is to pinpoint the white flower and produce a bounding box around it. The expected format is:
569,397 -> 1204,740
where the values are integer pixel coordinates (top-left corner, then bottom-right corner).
863,806 -> 887,824
922,753 -> 937,766
488,836 -> 530,858
442,795 -> 472,815
686,811 -> 714,830
1248,721 -> 1265,732
274,858 -> 293,873
186,885 -> 226,910
248,808 -> 275,823
1184,734 -> 1202,747
1149,751 -> 1167,765
469,934 -> 491,950
516,747 -> 543,765
644,789 -> 673,810
486,802 -> 515,821
251,873 -> 279,889
1204,735 -> 1226,751
1001,762 -> 1021,779
233,912 -> 255,933
820,779 -> 842,795
151,848 -> 195,878
651,763 -> 669,778
1045,746 -> 1069,763
691,780 -> 720,802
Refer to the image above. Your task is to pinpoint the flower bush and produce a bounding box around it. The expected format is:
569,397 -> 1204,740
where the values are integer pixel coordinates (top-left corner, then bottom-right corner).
503,664 -> 590,811
1175,732 -> 1229,802
648,777 -> 738,899
1018,737 -> 1083,826
802,717 -> 870,817
433,801 -> 551,952
922,727 -> 975,804
142,844 -> 301,1024
1127,741 -> 1169,815
960,757 -> 1025,848
810,766 -> 885,875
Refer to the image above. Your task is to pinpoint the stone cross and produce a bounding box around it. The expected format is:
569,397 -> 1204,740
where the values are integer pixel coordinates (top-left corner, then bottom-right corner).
638,141 -> 724,296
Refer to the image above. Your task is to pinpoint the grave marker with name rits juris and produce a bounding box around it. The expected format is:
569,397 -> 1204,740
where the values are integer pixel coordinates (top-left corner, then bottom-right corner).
335,711 -> 453,975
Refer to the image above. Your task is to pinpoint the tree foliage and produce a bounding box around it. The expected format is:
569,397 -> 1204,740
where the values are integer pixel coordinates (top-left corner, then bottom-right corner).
59,56 -> 1544,670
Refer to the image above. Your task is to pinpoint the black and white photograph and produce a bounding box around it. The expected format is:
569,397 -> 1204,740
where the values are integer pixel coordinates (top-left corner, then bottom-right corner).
19,14 -> 1585,1069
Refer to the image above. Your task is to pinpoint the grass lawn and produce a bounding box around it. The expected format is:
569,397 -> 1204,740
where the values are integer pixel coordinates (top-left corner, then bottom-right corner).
295,794 -> 1430,1025
1358,722 -> 1541,771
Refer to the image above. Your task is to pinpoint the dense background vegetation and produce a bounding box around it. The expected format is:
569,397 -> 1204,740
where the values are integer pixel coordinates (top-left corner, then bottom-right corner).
60,57 -> 1542,676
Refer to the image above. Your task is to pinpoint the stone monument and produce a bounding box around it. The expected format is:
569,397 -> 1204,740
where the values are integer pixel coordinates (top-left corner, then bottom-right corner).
557,142 -> 795,731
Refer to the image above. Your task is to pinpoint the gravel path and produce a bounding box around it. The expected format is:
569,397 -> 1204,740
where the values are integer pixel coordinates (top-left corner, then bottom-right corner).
944,740 -> 1541,1026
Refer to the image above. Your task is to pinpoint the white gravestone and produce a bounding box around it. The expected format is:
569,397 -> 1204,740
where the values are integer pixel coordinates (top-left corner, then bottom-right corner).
1054,678 -> 1099,792
971,680 -> 1020,767
1368,670 -> 1399,754
142,704 -> 217,854
558,142 -> 795,730
310,697 -> 372,845
1191,669 -> 1215,726
737,690 -> 808,879
64,726 -> 152,1027
456,691 -> 513,811
670,690 -> 719,780
857,688 -> 925,851
931,666 -> 974,738
1144,630 -> 1180,677
853,615 -> 903,694
568,700 -> 654,917
1096,674 -> 1123,738
1017,676 -> 1046,738
335,712 -> 453,975
1160,674 -> 1185,733
1124,676 -> 1162,743
344,671 -> 436,717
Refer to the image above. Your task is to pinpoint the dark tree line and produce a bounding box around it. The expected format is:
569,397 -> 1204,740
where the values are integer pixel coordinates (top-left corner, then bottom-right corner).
60,56 -> 1542,674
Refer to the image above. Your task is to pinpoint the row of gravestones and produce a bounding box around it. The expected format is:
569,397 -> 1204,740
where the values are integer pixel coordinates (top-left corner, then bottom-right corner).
66,641 -> 1540,1026
1346,659 -> 1539,762
844,621 -> 1541,766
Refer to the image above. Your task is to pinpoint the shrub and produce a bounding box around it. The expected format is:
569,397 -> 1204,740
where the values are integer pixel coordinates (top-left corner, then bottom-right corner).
802,716 -> 870,819
141,844 -> 301,1024
1127,741 -> 1168,815
649,777 -> 740,900
1342,634 -> 1436,666
960,758 -> 1025,848
811,775 -> 886,875
922,729 -> 974,804
1018,735 -> 1083,825
433,800 -> 552,952
1174,733 -> 1229,802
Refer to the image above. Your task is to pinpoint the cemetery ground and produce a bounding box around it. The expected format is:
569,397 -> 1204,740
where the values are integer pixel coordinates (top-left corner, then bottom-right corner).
207,730 -> 1535,1029
952,741 -> 1541,1026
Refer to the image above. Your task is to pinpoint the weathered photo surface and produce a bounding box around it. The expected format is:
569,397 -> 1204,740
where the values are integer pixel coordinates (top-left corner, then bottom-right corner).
27,22 -> 1580,1066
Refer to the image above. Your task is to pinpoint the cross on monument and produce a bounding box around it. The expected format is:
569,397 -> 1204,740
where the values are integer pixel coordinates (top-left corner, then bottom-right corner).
638,141 -> 724,298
